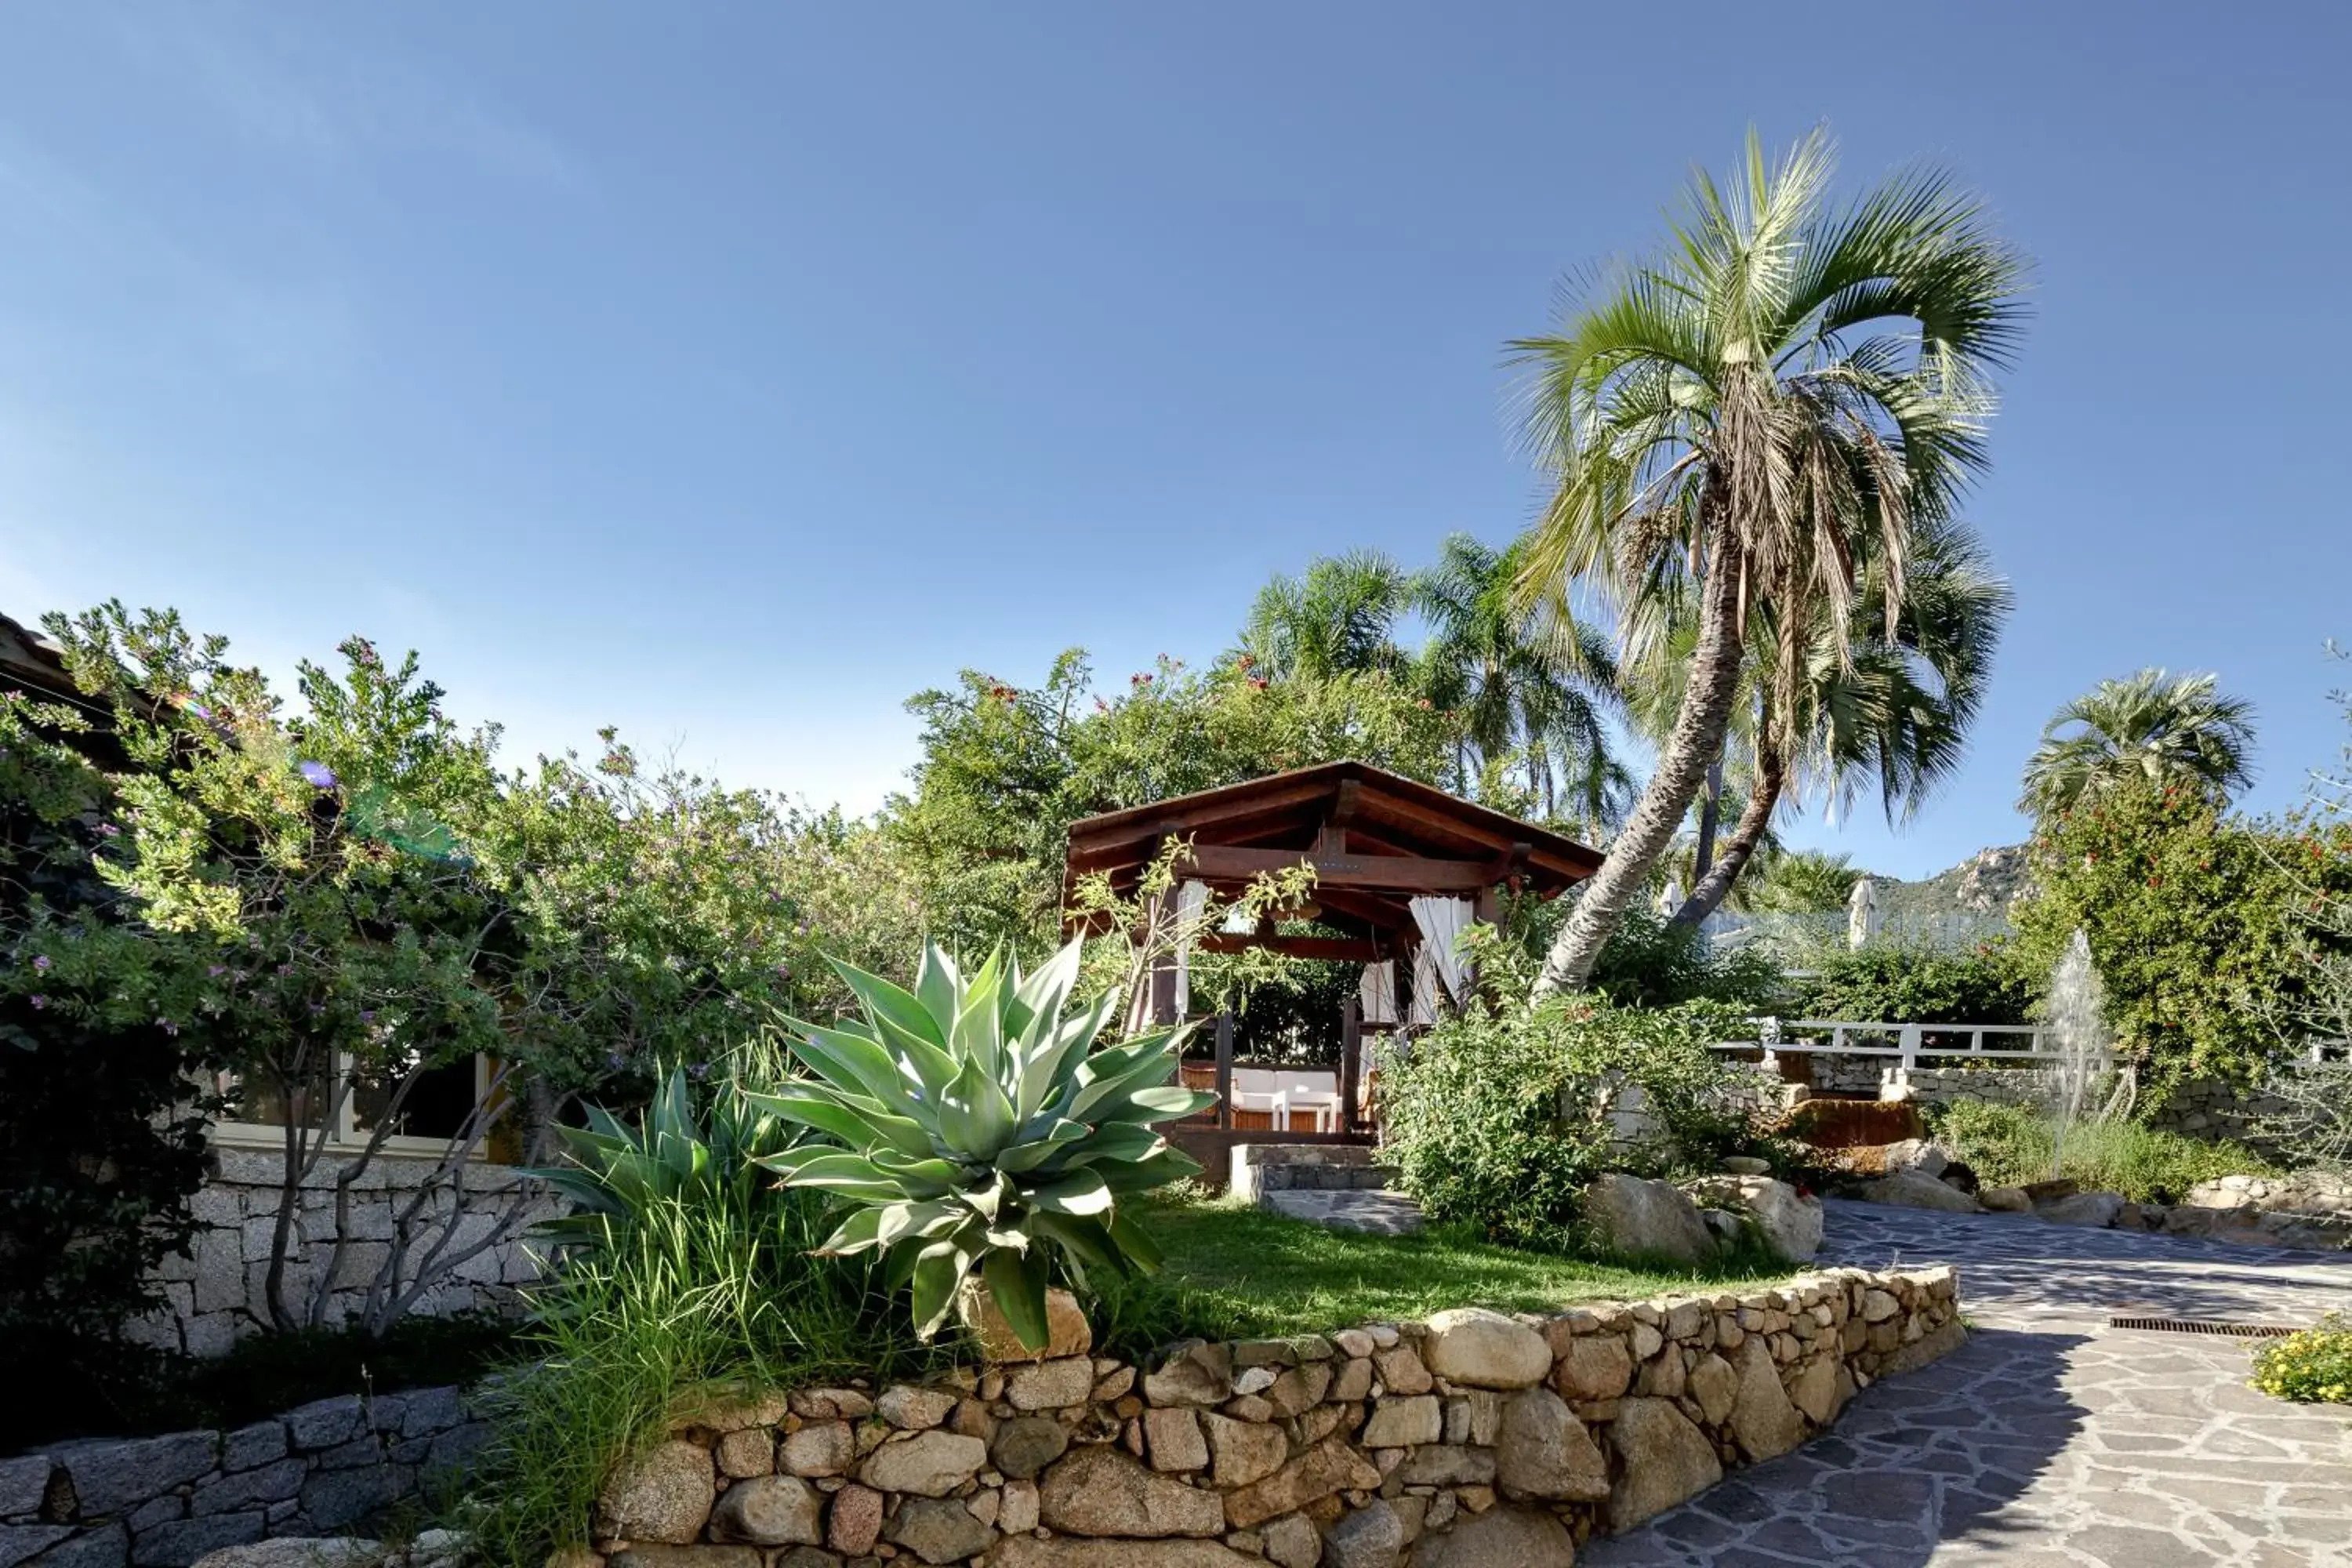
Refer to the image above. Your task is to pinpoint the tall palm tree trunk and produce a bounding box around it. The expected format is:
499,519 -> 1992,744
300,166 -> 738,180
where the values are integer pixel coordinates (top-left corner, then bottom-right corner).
1533,510 -> 1745,994
1673,742 -> 1784,925
1691,757 -> 1724,880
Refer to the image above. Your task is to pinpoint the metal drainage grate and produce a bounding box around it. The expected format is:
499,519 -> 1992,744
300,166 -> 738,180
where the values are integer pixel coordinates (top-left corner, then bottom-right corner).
2108,1316 -> 2299,1338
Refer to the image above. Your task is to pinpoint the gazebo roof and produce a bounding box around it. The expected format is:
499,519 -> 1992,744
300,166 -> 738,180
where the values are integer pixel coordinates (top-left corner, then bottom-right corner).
1062,760 -> 1600,944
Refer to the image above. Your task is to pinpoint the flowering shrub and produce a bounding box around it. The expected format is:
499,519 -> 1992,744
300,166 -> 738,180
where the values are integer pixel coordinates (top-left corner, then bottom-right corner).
2251,1314 -> 2352,1404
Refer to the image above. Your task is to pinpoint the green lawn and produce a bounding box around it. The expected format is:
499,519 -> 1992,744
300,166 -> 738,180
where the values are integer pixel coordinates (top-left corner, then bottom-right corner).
1089,1190 -> 1790,1356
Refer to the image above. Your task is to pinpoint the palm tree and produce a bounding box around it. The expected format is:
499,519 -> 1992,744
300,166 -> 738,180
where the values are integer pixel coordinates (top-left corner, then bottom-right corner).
1236,550 -> 1416,681
1411,532 -> 1631,825
2018,670 -> 2256,817
1742,848 -> 1864,914
1510,129 -> 2026,992
1670,514 -> 2012,922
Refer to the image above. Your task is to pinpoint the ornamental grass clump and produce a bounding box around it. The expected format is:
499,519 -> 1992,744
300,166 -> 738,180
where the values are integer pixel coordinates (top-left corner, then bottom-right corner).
2251,1314 -> 2352,1405
754,939 -> 1214,1351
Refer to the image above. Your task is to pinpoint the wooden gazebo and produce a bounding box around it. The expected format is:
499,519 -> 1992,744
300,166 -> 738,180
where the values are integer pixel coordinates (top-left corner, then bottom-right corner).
1062,760 -> 1600,1142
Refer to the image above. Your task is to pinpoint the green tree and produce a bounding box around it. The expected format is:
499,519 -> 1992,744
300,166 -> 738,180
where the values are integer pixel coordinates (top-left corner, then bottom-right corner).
1510,129 -> 2026,990
1410,532 -> 1630,827
888,652 -> 1457,957
2013,779 -> 2349,1106
1742,847 -> 1864,913
1669,514 -> 2011,921
2018,668 -> 2257,818
1236,550 -> 1417,682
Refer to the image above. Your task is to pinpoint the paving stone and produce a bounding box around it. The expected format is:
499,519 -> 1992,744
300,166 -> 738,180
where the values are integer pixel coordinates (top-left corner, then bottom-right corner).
1582,1200 -> 2352,1568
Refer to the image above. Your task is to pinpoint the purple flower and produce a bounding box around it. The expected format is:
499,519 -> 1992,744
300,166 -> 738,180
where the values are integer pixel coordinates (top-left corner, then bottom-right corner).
299,760 -> 338,789
155,1016 -> 178,1036
308,1003 -> 325,1015
604,1051 -> 626,1071
275,964 -> 293,978
358,1010 -> 375,1024
688,1062 -> 710,1080
95,823 -> 120,838
31,955 -> 50,972
28,995 -> 45,1010
207,965 -> 227,978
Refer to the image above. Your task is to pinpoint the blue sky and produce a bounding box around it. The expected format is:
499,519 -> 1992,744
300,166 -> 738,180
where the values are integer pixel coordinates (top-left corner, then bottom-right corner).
2,3 -> 2346,877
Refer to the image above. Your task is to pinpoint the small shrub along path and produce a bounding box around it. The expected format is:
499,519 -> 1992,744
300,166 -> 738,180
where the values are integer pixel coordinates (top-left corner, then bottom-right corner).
1585,1200 -> 2352,1568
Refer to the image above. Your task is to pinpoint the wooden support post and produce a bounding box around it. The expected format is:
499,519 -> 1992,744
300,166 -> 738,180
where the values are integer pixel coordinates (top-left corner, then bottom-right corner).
1214,1010 -> 1235,1131
1339,995 -> 1362,1137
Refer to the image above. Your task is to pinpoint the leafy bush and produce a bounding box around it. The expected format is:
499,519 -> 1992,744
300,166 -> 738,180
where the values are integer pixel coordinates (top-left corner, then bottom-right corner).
1928,1100 -> 2278,1204
467,1050 -> 933,1568
2251,1314 -> 2352,1404
1587,909 -> 1784,1008
1792,941 -> 2036,1025
2013,778 -> 2352,1105
1378,998 -> 1773,1249
755,940 -> 1212,1351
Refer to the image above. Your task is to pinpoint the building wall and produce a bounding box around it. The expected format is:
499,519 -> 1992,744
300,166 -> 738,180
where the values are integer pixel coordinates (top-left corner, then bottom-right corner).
132,1147 -> 557,1358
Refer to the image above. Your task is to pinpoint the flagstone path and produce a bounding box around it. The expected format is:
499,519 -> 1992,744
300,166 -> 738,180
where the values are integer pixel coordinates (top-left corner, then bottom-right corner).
1583,1200 -> 2352,1568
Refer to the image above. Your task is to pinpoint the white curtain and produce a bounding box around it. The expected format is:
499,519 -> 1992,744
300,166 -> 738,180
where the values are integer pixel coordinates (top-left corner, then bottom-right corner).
1408,895 -> 1474,1026
1171,879 -> 1210,1019
1357,960 -> 1397,1024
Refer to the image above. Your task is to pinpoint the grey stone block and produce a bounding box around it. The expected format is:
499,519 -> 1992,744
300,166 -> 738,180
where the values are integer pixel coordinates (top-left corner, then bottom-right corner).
361,1397 -> 404,1436
263,1504 -> 298,1527
26,1523 -> 125,1568
0,1458 -> 55,1520
421,1426 -> 485,1474
116,1503 -> 178,1538
298,1468 -> 394,1534
189,1461 -> 303,1519
56,1436 -> 216,1519
310,1439 -> 382,1474
395,1387 -> 463,1439
0,1526 -> 73,1568
217,1428 -> 285,1477
284,1399 -> 364,1453
181,1316 -> 240,1361
129,1512 -> 261,1568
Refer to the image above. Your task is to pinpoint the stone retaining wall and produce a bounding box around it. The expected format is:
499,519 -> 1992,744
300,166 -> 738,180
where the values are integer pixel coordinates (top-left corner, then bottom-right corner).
134,1150 -> 557,1359
590,1265 -> 1963,1568
1227,1145 -> 1393,1204
1,1386 -> 489,1568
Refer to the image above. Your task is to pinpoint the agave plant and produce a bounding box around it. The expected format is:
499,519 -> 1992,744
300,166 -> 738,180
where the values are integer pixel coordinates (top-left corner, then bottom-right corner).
751,939 -> 1213,1350
533,1064 -> 806,1258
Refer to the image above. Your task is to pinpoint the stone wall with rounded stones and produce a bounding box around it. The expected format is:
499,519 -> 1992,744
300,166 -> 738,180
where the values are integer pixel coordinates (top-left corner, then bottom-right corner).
587,1265 -> 1964,1568
1,1387 -> 490,1568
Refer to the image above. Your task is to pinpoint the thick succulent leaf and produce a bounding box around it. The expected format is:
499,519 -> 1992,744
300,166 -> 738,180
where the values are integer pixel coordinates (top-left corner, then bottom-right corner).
1118,1085 -> 1219,1122
981,1247 -> 1051,1353
1029,1211 -> 1120,1272
1068,1051 -> 1194,1123
878,1196 -> 967,1250
827,956 -> 946,1047
909,1240 -> 969,1341
993,1119 -> 1089,1174
1023,1167 -> 1114,1216
868,1149 -> 967,1189
1107,1206 -> 1166,1273
1016,991 -> 1116,1122
1098,1145 -> 1203,1194
940,1052 -> 1017,1159
815,1204 -> 889,1256
788,1020 -> 921,1109
761,1149 -> 934,1201
1004,938 -> 1083,1040
914,943 -> 962,1040
950,949 -> 1007,1085
1062,1123 -> 1170,1167
742,1086 -> 934,1160
862,1010 -> 964,1103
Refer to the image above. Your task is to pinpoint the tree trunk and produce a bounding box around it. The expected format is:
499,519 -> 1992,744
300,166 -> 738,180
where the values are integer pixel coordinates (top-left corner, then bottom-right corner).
1673,742 -> 1784,925
1691,757 -> 1724,880
1533,510 -> 1747,995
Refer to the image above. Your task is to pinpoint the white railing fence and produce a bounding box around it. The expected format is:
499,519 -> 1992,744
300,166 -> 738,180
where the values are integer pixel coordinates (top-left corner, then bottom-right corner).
1711,1016 -> 2096,1100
